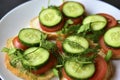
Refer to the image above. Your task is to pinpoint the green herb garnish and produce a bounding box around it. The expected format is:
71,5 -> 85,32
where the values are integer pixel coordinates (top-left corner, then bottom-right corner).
117,20 -> 120,24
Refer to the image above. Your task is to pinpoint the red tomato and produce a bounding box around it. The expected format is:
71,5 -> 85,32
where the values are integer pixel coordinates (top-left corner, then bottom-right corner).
61,68 -> 72,80
12,36 -> 28,50
98,13 -> 117,29
40,18 -> 65,32
61,56 -> 107,80
71,16 -> 83,25
90,55 -> 107,80
31,53 -> 57,75
56,40 -> 63,53
99,36 -> 120,58
61,12 -> 84,25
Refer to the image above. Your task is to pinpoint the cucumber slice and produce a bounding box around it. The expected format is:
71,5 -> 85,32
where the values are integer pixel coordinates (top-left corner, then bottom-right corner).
64,60 -> 95,79
39,8 -> 62,27
18,28 -> 42,46
83,15 -> 107,31
63,35 -> 89,54
104,27 -> 120,48
22,47 -> 49,69
62,1 -> 84,18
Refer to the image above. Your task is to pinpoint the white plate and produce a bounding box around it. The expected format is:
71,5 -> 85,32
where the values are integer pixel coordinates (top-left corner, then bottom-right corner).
0,0 -> 120,80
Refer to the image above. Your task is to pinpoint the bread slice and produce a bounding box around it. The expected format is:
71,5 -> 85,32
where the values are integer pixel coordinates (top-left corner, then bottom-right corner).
5,38 -> 55,80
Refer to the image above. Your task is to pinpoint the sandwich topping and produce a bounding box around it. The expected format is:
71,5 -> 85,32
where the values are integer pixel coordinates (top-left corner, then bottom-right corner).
2,1 -> 120,80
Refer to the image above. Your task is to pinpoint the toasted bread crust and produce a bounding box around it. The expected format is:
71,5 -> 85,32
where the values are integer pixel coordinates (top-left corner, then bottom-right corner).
5,38 -> 55,80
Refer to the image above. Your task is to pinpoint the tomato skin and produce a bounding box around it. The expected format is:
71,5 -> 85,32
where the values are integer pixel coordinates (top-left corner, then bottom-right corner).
90,56 -> 107,80
98,13 -> 117,29
69,16 -> 83,25
99,36 -> 120,58
61,68 -> 72,80
61,55 -> 107,80
12,36 -> 28,50
31,53 -> 57,75
40,18 -> 65,32
56,40 -> 63,53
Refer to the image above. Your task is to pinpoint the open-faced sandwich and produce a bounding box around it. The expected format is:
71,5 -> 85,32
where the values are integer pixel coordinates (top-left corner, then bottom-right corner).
30,1 -> 86,40
2,1 -> 120,80
3,28 -> 58,80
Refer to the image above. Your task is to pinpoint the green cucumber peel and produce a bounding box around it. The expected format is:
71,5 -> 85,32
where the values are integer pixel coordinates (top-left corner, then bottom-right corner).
105,50 -> 112,62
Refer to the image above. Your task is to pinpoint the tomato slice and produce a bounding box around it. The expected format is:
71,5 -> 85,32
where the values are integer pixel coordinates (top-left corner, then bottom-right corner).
61,68 -> 72,80
31,53 -> 57,75
90,55 -> 107,80
99,36 -> 120,58
70,16 -> 83,25
12,36 -> 28,50
61,55 -> 107,80
62,14 -> 83,25
98,13 -> 117,29
40,18 -> 65,32
56,40 -> 63,53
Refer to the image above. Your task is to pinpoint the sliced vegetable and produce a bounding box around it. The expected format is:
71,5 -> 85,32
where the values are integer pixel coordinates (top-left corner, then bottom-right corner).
40,18 -> 64,32
90,56 -> 107,80
56,40 -> 63,52
61,68 -> 72,80
83,15 -> 107,31
39,8 -> 62,27
63,35 -> 89,54
71,16 -> 83,25
31,52 -> 57,74
62,1 -> 84,18
64,60 -> 95,79
22,47 -> 50,69
98,13 -> 117,28
104,27 -> 120,48
61,55 -> 107,80
99,36 -> 120,58
18,28 -> 43,46
105,50 -> 112,62
13,36 -> 28,50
